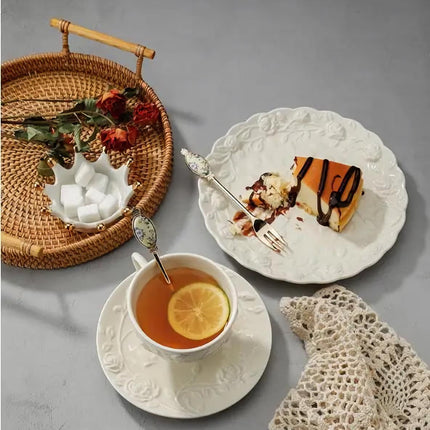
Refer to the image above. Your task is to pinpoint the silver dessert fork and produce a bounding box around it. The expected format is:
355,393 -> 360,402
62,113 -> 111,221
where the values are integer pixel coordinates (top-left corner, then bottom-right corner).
181,149 -> 286,253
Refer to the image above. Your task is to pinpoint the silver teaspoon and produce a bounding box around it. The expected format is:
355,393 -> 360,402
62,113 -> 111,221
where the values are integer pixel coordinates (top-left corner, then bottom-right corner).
132,210 -> 171,285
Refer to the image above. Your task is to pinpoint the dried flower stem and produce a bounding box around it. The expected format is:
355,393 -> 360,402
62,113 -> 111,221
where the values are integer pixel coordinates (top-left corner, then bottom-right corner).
1,110 -> 115,127
56,110 -> 116,126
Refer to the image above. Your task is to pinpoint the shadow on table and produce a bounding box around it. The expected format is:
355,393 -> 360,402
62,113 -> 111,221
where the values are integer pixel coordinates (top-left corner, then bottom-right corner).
1,239 -> 137,337
1,292 -> 87,336
163,106 -> 203,125
150,115 -> 197,251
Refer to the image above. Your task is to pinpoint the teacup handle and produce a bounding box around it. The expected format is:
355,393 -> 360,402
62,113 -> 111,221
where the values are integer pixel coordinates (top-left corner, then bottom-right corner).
131,252 -> 147,271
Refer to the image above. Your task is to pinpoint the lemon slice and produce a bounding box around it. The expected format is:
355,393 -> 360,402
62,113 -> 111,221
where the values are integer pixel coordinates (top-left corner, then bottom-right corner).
167,282 -> 230,341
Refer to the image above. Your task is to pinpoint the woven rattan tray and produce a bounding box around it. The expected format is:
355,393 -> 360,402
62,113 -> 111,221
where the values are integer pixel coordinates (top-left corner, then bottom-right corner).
1,19 -> 173,269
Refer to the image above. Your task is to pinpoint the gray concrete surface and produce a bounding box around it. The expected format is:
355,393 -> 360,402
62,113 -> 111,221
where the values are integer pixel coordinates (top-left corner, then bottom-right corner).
2,1 -> 429,429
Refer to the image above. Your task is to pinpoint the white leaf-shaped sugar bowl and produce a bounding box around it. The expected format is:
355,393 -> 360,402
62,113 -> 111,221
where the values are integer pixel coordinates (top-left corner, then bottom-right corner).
43,151 -> 134,232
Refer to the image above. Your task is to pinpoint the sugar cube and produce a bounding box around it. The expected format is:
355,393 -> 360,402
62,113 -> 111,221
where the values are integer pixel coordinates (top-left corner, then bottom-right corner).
87,173 -> 109,193
75,162 -> 95,187
64,202 -> 80,218
77,204 -> 101,223
85,188 -> 105,205
99,195 -> 118,219
60,184 -> 83,206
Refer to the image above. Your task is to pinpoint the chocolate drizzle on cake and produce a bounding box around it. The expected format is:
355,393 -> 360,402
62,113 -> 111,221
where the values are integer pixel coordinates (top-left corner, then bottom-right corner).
289,157 -> 362,227
288,157 -> 314,206
316,159 -> 330,225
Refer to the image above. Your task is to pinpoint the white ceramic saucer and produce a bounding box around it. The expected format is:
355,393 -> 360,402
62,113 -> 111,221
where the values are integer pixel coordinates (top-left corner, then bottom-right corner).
96,265 -> 272,418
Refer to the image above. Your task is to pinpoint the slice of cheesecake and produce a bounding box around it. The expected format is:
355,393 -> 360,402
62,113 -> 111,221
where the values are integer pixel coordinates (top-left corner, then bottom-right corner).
289,157 -> 363,232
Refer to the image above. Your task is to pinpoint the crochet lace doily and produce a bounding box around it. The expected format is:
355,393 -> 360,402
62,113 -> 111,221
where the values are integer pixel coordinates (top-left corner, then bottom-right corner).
269,286 -> 430,430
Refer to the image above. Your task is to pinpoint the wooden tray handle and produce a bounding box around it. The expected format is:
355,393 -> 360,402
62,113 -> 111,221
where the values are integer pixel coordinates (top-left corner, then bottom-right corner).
1,232 -> 44,258
50,18 -> 155,80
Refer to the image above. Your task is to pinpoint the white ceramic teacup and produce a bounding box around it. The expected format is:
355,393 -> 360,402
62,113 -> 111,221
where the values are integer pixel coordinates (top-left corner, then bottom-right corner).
127,252 -> 238,362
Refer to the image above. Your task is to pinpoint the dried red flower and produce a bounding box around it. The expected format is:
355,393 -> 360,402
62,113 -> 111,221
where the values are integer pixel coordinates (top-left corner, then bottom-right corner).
133,102 -> 160,126
96,89 -> 127,119
62,134 -> 73,145
62,134 -> 75,152
100,126 -> 138,152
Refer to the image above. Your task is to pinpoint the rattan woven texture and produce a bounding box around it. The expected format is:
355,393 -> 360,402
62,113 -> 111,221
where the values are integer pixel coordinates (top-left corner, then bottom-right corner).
1,52 -> 173,269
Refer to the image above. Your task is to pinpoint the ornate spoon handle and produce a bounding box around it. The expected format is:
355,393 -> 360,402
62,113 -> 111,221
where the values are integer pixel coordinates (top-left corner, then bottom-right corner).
132,210 -> 171,285
181,148 -> 256,220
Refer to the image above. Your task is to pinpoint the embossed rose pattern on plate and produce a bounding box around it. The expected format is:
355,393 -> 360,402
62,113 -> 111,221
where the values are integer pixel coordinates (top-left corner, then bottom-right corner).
198,107 -> 408,284
96,266 -> 272,418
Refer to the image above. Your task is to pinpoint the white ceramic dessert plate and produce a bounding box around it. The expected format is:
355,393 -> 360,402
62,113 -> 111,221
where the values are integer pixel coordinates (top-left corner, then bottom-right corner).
96,265 -> 272,418
198,107 -> 408,284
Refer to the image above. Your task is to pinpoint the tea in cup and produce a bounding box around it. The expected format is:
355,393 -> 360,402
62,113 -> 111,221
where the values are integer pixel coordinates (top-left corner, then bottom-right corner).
127,252 -> 238,362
